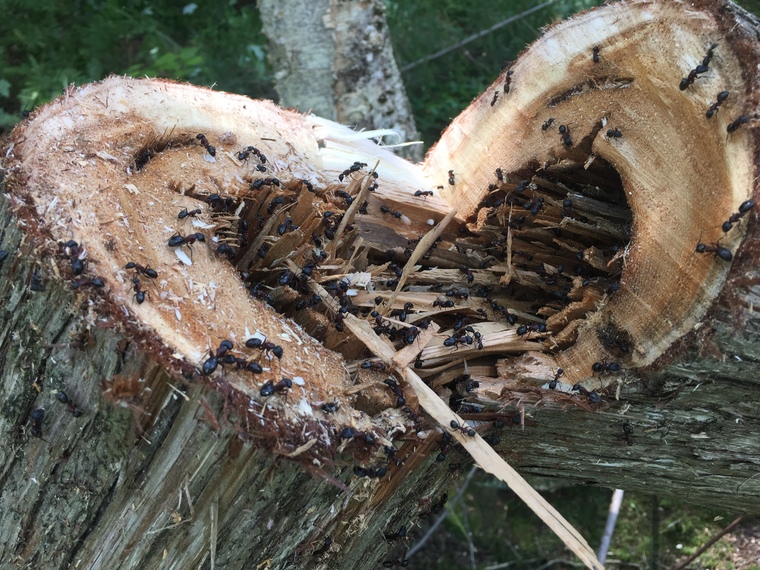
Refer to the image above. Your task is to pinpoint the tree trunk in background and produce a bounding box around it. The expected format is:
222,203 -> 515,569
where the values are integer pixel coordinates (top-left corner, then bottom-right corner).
259,0 -> 422,161
0,1 -> 759,569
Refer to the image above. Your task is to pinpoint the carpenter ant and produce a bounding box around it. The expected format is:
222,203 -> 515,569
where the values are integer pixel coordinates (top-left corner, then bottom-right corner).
621,422 -> 634,446
592,360 -> 621,374
125,261 -> 158,279
490,91 -> 499,106
335,190 -> 353,206
178,208 -> 202,219
168,232 -> 205,248
245,337 -> 283,359
61,240 -> 85,275
132,277 -> 148,304
71,277 -> 104,289
29,408 -> 45,438
559,124 -> 572,146
414,190 -> 434,199
202,340 -> 234,376
722,199 -> 756,232
706,91 -> 730,119
541,117 -> 555,131
459,265 -> 474,283
448,170 -> 455,186
216,243 -> 236,258
592,45 -> 599,63
450,420 -> 476,437
267,196 -> 286,215
516,323 -> 547,335
56,391 -> 83,417
230,357 -> 263,374
432,299 -> 455,308
503,69 -> 513,93
276,217 -> 298,235
727,115 -> 749,134
606,127 -> 622,139
549,368 -> 563,390
361,360 -> 387,372
572,383 -> 602,404
383,525 -> 407,541
321,402 -> 339,413
696,242 -> 732,261
259,381 -> 275,397
312,536 -> 332,557
196,133 -> 215,157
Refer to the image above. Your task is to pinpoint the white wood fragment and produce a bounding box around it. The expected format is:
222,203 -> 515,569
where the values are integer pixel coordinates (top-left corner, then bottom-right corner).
175,248 -> 192,266
124,183 -> 140,194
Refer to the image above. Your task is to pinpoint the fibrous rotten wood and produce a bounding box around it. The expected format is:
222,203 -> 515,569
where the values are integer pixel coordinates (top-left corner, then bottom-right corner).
1,1 -> 759,569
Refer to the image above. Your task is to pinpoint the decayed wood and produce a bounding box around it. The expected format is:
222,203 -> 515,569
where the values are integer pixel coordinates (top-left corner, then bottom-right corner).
1,0 -> 760,569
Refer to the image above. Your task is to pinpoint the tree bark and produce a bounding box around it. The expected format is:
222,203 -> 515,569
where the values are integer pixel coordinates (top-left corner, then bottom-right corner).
259,0 -> 422,161
0,1 -> 759,569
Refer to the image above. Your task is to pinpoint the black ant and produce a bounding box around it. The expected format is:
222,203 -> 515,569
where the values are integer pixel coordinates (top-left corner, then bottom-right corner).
541,118 -> 555,131
29,408 -> 45,438
727,115 -> 749,134
196,133 -> 215,157
696,242 -> 732,261
572,383 -> 602,404
432,299 -> 455,308
559,125 -> 572,146
516,323 -> 547,335
549,368 -> 563,390
592,45 -> 599,63
606,127 -> 622,139
384,378 -> 406,408
706,91 -> 730,119
722,199 -> 756,232
313,536 -> 332,557
132,277 -> 148,304
178,208 -> 202,219
259,378 -> 291,397
321,402 -> 340,413
679,44 -> 715,90
450,420 -> 476,437
383,525 -> 407,541
495,167 -> 504,182
361,359 -> 387,371
168,232 -> 205,248
621,422 -> 634,446
592,360 -> 621,374
245,337 -> 284,359
335,190 -> 353,205
459,265 -> 474,283
125,261 -> 157,279
202,340 -> 234,376
60,240 -> 85,275
490,91 -> 499,106
338,161 -> 367,182
503,69 -> 513,93
448,170 -> 455,185
276,217 -> 298,236
71,277 -> 104,289
443,333 -> 472,348
414,190 -> 434,198
57,391 -> 83,417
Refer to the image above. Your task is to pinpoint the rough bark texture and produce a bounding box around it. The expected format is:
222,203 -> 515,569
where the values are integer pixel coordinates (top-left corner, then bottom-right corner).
0,1 -> 759,569
259,0 -> 422,161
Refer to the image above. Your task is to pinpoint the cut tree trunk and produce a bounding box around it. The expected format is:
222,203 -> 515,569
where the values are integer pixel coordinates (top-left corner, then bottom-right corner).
259,0 -> 422,161
0,1 -> 758,569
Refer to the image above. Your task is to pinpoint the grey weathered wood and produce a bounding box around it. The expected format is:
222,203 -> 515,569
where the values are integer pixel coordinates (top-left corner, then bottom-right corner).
259,0 -> 422,161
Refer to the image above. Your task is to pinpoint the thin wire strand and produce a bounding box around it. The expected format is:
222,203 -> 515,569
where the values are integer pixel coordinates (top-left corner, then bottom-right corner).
400,1 -> 556,72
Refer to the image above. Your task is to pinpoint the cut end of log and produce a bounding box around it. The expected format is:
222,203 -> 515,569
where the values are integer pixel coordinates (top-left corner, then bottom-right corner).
424,0 -> 759,390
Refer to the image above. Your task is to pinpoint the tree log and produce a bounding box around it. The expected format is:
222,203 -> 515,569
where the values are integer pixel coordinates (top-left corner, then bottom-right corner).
0,1 -> 759,569
259,0 -> 422,161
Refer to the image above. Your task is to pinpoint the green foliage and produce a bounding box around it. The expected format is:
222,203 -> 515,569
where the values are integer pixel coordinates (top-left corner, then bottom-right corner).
385,0 -> 605,147
0,0 -> 274,131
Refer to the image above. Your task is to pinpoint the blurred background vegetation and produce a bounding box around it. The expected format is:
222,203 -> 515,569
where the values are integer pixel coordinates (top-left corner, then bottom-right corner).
1,0 -> 759,567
